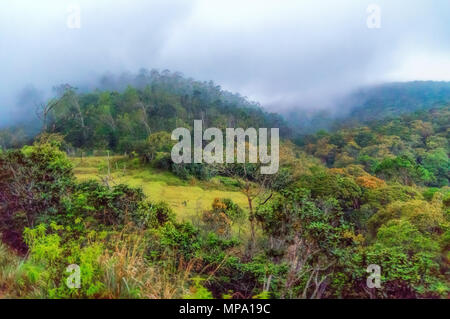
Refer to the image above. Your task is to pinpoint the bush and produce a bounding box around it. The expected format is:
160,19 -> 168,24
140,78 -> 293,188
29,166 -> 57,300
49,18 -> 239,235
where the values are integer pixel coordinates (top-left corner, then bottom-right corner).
172,163 -> 218,180
0,139 -> 74,251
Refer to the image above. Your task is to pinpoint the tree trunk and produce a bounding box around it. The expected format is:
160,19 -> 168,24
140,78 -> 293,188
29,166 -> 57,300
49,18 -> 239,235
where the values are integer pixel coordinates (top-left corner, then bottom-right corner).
247,194 -> 256,257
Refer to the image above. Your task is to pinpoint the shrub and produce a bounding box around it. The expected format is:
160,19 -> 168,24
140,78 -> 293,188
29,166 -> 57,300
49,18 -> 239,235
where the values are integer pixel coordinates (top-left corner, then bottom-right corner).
0,139 -> 74,250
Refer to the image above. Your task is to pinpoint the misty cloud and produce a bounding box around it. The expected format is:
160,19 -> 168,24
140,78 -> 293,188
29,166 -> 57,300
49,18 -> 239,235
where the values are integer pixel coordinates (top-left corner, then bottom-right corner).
1,0 -> 449,125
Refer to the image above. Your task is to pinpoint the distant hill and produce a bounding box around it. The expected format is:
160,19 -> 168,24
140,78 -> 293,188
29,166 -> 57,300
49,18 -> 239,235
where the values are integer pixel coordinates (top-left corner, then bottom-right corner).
286,81 -> 450,134
300,105 -> 450,187
2,74 -> 450,151
0,70 -> 290,151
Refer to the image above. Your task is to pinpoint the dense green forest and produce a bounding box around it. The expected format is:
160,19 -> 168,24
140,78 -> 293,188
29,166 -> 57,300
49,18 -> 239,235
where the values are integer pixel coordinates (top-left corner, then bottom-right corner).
0,72 -> 448,299
0,70 -> 289,151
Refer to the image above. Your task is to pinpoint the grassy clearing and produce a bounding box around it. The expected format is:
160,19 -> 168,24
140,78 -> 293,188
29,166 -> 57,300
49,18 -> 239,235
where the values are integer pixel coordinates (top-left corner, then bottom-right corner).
70,156 -> 249,222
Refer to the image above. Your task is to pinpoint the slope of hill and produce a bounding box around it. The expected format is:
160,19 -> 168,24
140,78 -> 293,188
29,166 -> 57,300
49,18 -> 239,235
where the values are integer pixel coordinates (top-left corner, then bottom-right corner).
0,74 -> 449,299
0,70 -> 290,151
301,105 -> 450,187
286,81 -> 450,133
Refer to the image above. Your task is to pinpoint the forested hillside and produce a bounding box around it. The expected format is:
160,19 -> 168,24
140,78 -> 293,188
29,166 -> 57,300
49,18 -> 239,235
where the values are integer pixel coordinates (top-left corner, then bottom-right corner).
301,106 -> 450,187
286,81 -> 450,133
0,70 -> 289,151
0,73 -> 448,299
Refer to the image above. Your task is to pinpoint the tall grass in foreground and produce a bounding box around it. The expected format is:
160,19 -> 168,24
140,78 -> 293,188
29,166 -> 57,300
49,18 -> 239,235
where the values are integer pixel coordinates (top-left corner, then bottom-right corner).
99,231 -> 197,299
0,242 -> 31,298
0,232 -> 206,299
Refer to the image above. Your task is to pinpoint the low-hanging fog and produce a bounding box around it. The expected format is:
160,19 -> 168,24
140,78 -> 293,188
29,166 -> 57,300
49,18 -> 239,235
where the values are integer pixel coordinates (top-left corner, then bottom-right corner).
1,0 -> 449,126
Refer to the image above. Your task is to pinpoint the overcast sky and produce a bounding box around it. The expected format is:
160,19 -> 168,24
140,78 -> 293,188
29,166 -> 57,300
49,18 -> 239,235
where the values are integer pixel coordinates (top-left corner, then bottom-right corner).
0,0 -> 449,123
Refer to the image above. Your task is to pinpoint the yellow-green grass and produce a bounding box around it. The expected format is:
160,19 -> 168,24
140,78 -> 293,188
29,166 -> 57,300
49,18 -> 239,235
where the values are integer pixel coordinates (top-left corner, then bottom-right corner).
70,156 -> 249,223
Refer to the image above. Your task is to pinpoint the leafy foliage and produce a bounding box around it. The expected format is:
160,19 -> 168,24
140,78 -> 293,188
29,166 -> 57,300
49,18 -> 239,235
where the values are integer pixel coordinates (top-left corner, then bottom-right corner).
0,78 -> 449,299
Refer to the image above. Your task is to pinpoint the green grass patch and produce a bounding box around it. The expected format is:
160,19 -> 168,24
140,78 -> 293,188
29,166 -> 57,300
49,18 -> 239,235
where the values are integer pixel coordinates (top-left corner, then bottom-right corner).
70,156 -> 249,222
